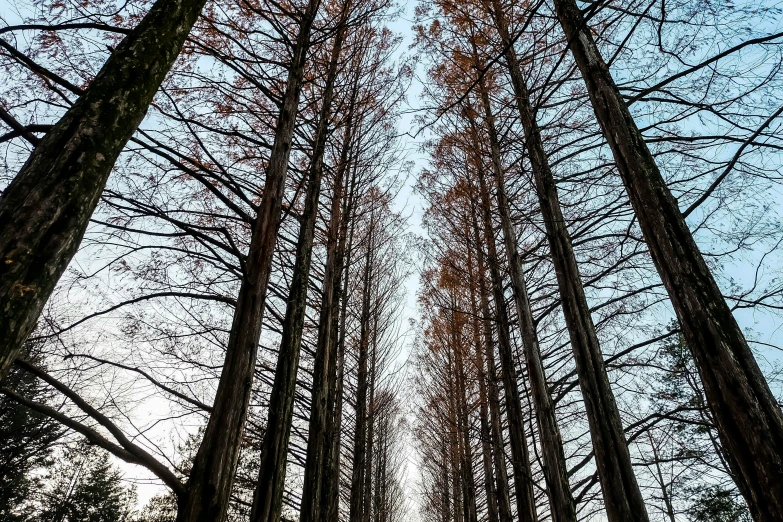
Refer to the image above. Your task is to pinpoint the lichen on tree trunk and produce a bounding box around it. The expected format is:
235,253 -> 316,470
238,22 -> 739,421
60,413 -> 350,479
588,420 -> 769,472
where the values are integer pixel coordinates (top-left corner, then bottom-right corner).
0,0 -> 209,380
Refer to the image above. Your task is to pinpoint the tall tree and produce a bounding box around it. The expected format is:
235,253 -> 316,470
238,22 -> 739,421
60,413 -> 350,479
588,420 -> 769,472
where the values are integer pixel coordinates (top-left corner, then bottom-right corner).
479,2 -> 650,519
0,0 -> 210,380
550,0 -> 783,517
249,1 -> 351,519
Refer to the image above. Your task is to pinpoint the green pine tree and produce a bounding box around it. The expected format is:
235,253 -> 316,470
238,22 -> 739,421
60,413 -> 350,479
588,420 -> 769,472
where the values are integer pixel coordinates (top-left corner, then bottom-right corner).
39,443 -> 136,522
0,343 -> 64,522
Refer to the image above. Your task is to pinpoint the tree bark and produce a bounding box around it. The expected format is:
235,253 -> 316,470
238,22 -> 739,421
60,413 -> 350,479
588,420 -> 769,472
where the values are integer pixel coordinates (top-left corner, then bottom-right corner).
300,69 -> 360,522
483,3 -> 649,520
473,164 -> 537,522
0,0 -> 208,380
249,5 -> 346,520
471,208 -> 513,522
467,274 -> 500,522
175,1 -> 320,520
473,75 -> 577,522
551,0 -> 783,517
349,211 -> 375,522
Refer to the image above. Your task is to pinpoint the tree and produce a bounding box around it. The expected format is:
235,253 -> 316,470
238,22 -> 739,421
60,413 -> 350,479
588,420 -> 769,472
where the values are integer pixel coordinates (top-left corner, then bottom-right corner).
0,0 -> 211,380
38,443 -> 137,522
0,344 -> 64,521
550,0 -> 783,515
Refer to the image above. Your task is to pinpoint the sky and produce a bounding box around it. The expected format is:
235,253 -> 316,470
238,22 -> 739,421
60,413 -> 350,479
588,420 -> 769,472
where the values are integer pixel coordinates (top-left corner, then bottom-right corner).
3,0 -> 783,517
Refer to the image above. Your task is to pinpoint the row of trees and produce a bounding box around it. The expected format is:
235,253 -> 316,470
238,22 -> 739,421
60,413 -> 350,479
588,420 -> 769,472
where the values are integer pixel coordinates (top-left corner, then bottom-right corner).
411,0 -> 783,520
1,0 -> 413,519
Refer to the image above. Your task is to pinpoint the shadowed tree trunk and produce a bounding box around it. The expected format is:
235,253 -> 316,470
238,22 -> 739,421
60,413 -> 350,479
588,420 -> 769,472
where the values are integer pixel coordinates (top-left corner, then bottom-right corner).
349,211 -> 375,522
175,1 -> 321,520
471,69 -> 576,522
249,4 -> 348,520
551,0 -> 783,517
482,3 -> 649,520
456,338 -> 479,522
323,156 -> 359,522
300,63 -> 360,522
465,257 -> 500,522
363,320 -> 378,522
470,206 -> 513,522
0,0 -> 210,380
472,160 -> 537,522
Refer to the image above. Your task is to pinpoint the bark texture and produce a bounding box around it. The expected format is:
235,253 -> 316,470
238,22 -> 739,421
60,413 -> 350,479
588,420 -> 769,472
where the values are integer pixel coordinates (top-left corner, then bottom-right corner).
175,2 -> 319,520
484,3 -> 649,520
471,209 -> 513,522
475,79 -> 576,522
249,9 -> 346,521
551,0 -> 783,518
0,0 -> 208,380
300,64 -> 359,522
473,165 -> 538,522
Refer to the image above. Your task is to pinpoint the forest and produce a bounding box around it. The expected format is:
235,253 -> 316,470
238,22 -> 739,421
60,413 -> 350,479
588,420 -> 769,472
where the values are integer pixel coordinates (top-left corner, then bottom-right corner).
1,0 -> 782,519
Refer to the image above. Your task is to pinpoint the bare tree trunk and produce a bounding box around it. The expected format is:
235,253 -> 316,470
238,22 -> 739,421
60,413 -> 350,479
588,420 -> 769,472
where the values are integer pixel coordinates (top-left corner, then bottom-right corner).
324,163 -> 358,522
453,308 -> 479,522
249,6 -> 346,520
441,436 -> 452,522
300,50 -> 360,522
551,0 -> 783,517
472,75 -> 576,522
349,212 -> 375,522
466,239 -> 500,522
473,166 -> 537,522
482,4 -> 649,521
175,2 -> 320,520
0,0 -> 208,380
471,209 -> 513,522
448,362 -> 464,522
363,318 -> 378,522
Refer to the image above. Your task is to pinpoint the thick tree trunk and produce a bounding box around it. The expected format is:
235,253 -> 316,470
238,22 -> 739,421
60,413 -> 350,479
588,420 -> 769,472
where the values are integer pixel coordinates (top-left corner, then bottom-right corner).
473,167 -> 537,522
471,209 -> 513,522
249,8 -> 345,521
473,80 -> 576,522
0,0 -> 208,380
552,0 -> 783,517
483,3 -> 649,521
175,2 -> 320,520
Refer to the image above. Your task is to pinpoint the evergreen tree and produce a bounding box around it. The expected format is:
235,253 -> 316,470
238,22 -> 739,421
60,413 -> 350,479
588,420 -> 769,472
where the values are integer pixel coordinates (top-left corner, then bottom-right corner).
39,443 -> 136,522
0,344 -> 63,522
652,326 -> 751,521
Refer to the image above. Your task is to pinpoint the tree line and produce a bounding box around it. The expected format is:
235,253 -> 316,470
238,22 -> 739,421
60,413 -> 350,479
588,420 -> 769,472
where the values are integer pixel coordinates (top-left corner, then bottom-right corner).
1,0 -> 783,520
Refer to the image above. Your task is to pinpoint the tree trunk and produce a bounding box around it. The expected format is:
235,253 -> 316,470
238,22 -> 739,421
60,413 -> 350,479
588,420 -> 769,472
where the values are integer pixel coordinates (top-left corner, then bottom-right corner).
324,161 -> 359,522
471,208 -> 513,522
473,166 -> 537,522
466,235 -> 500,522
363,317 -> 378,522
453,308 -> 479,522
473,74 -> 576,522
175,2 -> 320,520
349,212 -> 375,522
249,6 -> 345,520
0,0 -> 208,380
299,47 -> 359,522
483,3 -> 649,520
552,0 -> 783,517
